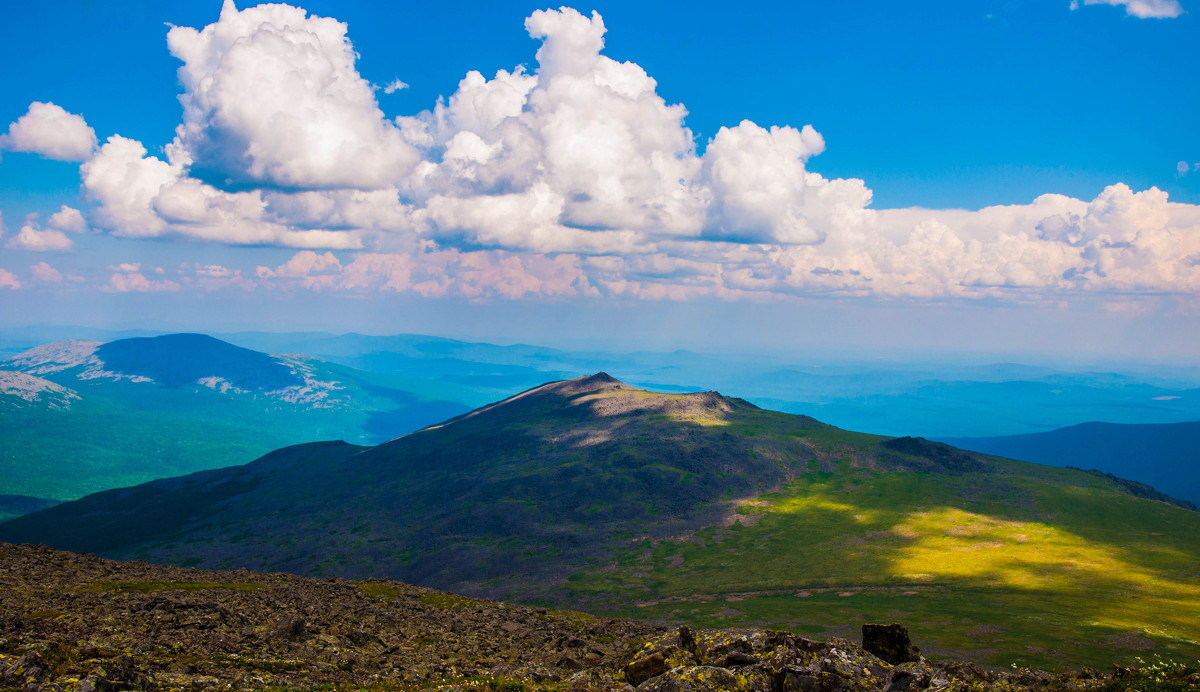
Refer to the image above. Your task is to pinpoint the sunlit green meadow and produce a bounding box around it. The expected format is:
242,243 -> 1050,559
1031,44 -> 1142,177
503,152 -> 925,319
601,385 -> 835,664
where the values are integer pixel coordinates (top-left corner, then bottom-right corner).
566,449 -> 1200,670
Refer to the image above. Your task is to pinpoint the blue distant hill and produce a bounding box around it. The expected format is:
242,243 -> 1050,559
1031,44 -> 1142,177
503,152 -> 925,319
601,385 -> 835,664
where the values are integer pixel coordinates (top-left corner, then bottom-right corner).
95,333 -> 303,390
943,421 -> 1200,505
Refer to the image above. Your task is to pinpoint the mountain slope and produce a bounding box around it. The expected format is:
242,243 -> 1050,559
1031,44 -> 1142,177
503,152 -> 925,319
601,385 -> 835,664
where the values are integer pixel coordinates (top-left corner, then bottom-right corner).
943,421 -> 1200,505
3,374 -> 1198,669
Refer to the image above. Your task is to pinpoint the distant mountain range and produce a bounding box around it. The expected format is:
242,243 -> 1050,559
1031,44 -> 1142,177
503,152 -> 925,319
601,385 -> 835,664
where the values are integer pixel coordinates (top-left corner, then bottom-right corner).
4,373 -> 1198,669
0,333 -> 471,501
943,421 -> 1200,506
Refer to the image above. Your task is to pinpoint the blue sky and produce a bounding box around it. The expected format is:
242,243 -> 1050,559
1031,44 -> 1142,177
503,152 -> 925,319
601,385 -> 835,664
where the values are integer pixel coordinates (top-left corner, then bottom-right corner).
0,0 -> 1197,358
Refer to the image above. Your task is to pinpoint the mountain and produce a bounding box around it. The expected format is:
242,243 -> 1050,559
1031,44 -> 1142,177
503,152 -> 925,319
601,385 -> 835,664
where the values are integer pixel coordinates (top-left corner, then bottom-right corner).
3,374 -> 1198,669
92,333 -> 304,390
0,333 -> 472,502
943,421 -> 1200,506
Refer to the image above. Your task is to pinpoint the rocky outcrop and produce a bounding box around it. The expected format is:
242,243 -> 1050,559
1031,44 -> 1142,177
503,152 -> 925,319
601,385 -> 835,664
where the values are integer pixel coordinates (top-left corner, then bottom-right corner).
618,624 -> 1154,692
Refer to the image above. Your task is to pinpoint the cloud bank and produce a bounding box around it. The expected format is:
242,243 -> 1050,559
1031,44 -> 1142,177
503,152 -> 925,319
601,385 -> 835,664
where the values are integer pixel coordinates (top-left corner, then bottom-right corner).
4,2 -> 1199,304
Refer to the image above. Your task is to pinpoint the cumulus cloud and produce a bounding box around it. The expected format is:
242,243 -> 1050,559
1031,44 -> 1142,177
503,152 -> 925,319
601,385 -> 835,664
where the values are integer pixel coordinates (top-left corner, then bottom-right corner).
0,269 -> 19,290
396,7 -> 870,252
30,261 -> 63,284
6,213 -> 75,252
81,134 -> 365,247
383,79 -> 408,94
166,0 -> 418,190
48,206 -> 88,234
700,121 -> 871,244
105,265 -> 181,292
0,102 -> 97,161
1073,0 -> 1185,17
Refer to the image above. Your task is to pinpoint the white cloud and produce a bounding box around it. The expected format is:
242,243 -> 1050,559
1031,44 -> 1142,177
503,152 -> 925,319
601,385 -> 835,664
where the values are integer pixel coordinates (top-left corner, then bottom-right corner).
48,206 -> 89,234
104,267 -> 181,292
0,102 -> 97,161
700,120 -> 871,245
82,135 -> 174,238
30,261 -> 63,284
82,134 -> 365,248
383,79 -> 408,94
399,8 -> 708,248
0,269 -> 19,290
166,0 -> 419,190
395,7 -> 870,253
6,214 -> 75,252
1078,0 -> 1184,18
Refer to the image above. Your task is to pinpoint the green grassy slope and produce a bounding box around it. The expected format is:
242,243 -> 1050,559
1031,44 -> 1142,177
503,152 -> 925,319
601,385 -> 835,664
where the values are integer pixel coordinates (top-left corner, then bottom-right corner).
566,450 -> 1200,669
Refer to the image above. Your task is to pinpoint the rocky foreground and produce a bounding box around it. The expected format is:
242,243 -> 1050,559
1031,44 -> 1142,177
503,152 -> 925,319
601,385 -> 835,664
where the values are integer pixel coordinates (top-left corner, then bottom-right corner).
1,543 -> 1195,692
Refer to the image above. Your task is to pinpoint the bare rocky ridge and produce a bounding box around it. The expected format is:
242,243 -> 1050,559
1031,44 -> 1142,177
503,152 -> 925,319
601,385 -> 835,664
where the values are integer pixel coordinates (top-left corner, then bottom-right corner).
1,543 -> 1189,692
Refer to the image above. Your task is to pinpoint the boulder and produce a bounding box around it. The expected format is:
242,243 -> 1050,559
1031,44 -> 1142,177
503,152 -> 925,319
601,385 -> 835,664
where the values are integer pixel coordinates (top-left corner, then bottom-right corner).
861,624 -> 921,665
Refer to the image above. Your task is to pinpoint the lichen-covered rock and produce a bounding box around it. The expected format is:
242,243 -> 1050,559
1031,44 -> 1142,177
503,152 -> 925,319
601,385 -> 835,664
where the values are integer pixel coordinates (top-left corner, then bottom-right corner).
886,660 -> 933,692
567,668 -> 636,691
862,623 -> 921,665
637,665 -> 769,692
693,629 -> 781,664
626,652 -> 667,686
625,628 -> 702,684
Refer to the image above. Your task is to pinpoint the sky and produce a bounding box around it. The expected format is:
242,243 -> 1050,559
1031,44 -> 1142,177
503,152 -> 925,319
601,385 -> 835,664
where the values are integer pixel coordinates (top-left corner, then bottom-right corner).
0,0 -> 1198,359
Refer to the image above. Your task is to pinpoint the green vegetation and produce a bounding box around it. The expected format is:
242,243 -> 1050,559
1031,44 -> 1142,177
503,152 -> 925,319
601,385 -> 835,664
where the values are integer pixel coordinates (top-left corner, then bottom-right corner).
418,592 -> 482,609
1097,656 -> 1200,692
566,458 -> 1200,669
357,582 -> 405,599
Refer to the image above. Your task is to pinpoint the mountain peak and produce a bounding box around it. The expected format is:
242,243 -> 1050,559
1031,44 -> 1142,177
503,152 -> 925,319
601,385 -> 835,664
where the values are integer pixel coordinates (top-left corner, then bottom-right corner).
541,371 -> 626,396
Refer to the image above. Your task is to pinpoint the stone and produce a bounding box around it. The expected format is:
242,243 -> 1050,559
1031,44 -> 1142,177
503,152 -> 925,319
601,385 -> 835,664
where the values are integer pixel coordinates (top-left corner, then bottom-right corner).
271,615 -> 308,642
861,624 -> 921,665
626,652 -> 666,686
